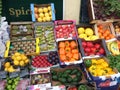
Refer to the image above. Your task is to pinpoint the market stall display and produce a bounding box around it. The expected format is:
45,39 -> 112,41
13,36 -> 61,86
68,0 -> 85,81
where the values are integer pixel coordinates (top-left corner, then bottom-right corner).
1,1 -> 120,90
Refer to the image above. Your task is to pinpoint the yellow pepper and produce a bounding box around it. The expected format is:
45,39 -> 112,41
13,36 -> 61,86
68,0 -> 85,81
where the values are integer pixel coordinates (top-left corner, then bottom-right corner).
102,62 -> 109,68
89,65 -> 97,72
91,59 -> 97,65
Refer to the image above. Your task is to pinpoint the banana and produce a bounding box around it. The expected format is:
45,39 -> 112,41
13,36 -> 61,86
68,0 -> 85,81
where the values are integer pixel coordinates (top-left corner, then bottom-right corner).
107,42 -> 112,51
110,41 -> 120,55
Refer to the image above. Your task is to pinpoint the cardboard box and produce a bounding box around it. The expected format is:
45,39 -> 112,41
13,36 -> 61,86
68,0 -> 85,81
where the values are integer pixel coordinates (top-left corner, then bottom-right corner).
57,39 -> 82,66
10,22 -> 35,41
76,24 -> 98,40
83,57 -> 120,89
94,22 -> 116,42
54,20 -> 78,42
4,38 -> 40,57
30,3 -> 55,22
78,38 -> 109,58
88,0 -> 120,23
50,65 -> 87,86
34,22 -> 56,53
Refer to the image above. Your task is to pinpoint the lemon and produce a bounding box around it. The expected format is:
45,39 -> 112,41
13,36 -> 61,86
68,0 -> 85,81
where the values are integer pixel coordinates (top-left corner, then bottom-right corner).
43,7 -> 48,13
25,59 -> 29,64
91,35 -> 99,40
78,27 -> 85,34
21,54 -> 27,60
5,68 -> 8,71
45,12 -> 49,17
19,61 -> 25,66
14,60 -> 19,66
38,8 -> 43,13
48,6 -> 51,11
46,16 -> 51,21
4,62 -> 11,68
16,56 -> 22,61
85,28 -> 93,36
49,11 -> 52,16
37,17 -> 42,22
79,34 -> 87,39
42,17 -> 46,22
14,52 -> 20,56
39,13 -> 44,18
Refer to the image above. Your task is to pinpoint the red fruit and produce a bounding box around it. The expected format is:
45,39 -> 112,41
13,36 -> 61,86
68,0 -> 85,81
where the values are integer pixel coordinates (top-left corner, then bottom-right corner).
82,41 -> 87,47
95,43 -> 101,49
91,47 -> 96,53
87,42 -> 94,47
72,87 -> 77,90
99,48 -> 105,54
96,52 -> 100,55
84,47 -> 91,53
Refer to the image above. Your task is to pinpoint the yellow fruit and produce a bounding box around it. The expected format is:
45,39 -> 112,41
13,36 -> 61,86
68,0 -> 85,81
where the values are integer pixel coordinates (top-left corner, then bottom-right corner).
11,55 -> 15,60
14,60 -> 19,66
46,16 -> 51,21
79,34 -> 87,39
37,17 -> 42,22
85,28 -> 93,36
8,66 -> 15,72
49,11 -> 52,16
84,37 -> 91,41
48,6 -> 51,11
43,7 -> 48,13
14,52 -> 20,56
16,56 -> 22,61
39,13 -> 44,18
42,17 -> 46,22
25,59 -> 29,64
19,61 -> 25,66
90,35 -> 99,40
4,62 -> 11,68
45,13 -> 49,17
5,68 -> 8,71
38,8 -> 43,13
21,54 -> 27,60
78,27 -> 85,34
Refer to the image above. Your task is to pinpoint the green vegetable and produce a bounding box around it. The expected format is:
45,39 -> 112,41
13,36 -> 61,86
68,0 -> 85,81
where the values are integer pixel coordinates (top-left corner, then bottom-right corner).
84,59 -> 92,67
62,72 -> 68,78
58,78 -> 67,84
52,75 -> 58,81
71,68 -> 79,75
72,77 -> 80,82
67,75 -> 73,83
64,69 -> 72,74
57,72 -> 63,78
51,70 -> 57,75
78,85 -> 88,90
76,71 -> 82,77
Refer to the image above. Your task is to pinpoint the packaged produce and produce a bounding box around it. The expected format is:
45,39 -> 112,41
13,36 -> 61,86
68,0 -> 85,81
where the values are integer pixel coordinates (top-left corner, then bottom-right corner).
57,39 -> 82,65
30,3 -> 55,22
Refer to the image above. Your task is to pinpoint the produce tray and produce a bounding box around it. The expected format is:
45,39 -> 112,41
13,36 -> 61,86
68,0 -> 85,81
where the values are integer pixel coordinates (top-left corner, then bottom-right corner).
10,22 -> 35,40
83,57 -> 119,88
4,38 -> 40,57
112,21 -> 120,37
50,65 -> 87,86
30,3 -> 55,22
34,22 -> 56,52
76,24 -> 98,41
57,39 -> 82,66
66,82 -> 96,90
78,38 -> 109,58
54,20 -> 78,42
88,0 -> 120,23
94,22 -> 116,42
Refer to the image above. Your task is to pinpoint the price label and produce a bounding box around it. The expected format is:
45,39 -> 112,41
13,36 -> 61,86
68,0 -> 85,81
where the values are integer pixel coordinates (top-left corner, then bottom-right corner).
9,71 -> 19,78
0,71 -> 7,79
20,69 -> 29,77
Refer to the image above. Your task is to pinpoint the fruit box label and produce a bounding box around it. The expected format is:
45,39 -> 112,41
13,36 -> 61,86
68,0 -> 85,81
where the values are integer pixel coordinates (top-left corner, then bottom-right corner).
0,71 -> 7,79
20,69 -> 29,77
98,80 -> 117,87
30,67 -> 50,75
9,71 -> 19,78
